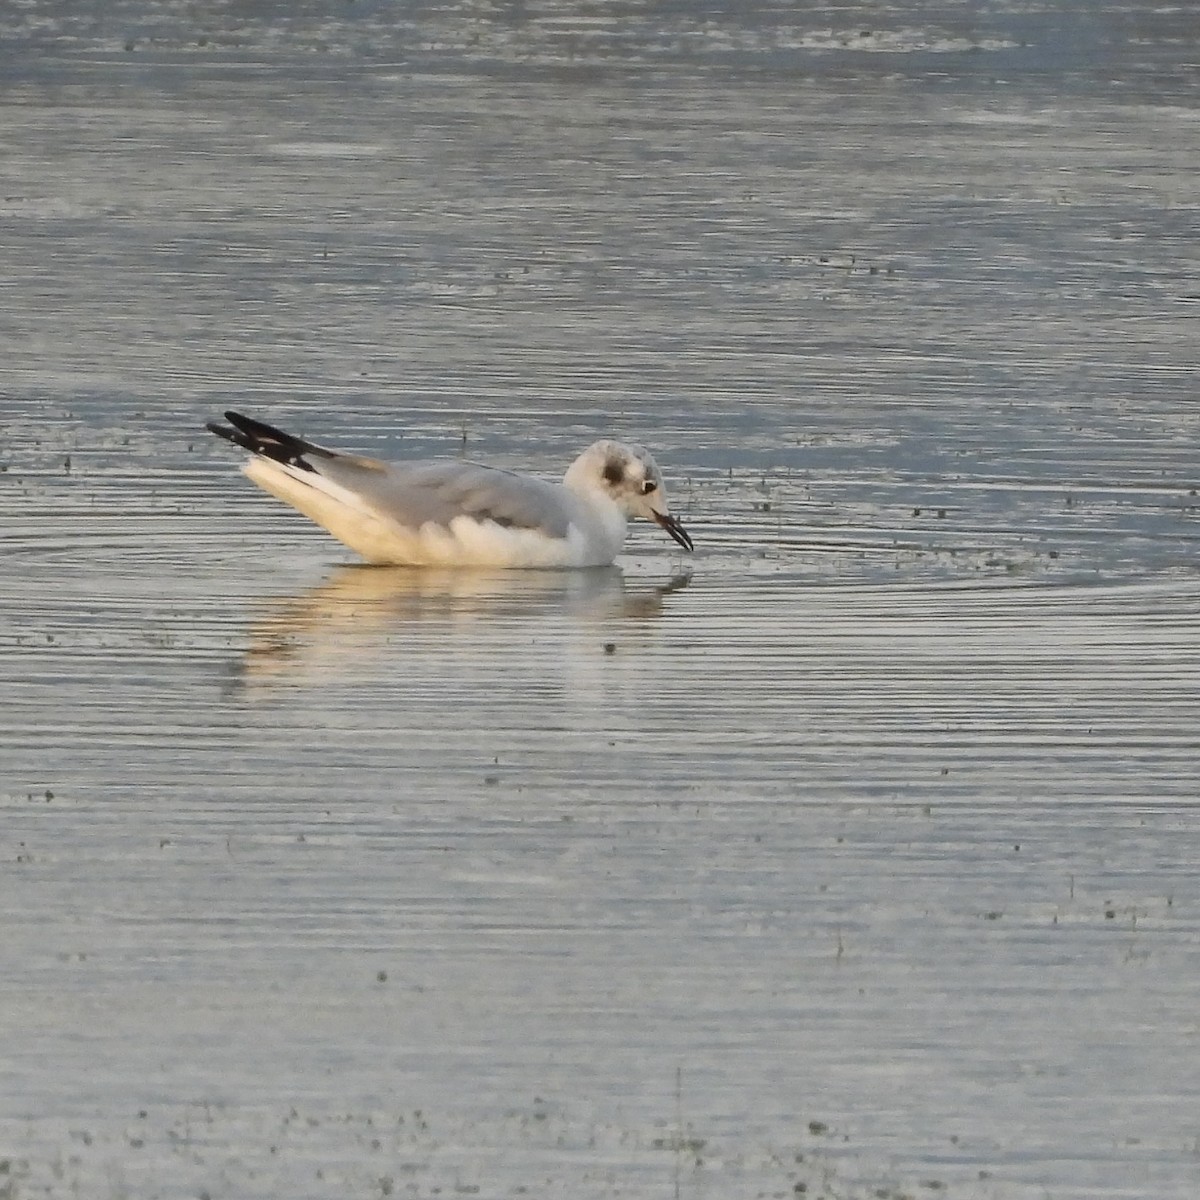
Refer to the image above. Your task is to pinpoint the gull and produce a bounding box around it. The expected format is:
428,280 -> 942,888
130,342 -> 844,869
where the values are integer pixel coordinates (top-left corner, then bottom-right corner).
206,410 -> 694,568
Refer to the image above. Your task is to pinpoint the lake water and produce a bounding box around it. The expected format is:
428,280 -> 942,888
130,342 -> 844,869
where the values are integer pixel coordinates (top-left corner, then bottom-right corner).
2,3 -> 1199,1198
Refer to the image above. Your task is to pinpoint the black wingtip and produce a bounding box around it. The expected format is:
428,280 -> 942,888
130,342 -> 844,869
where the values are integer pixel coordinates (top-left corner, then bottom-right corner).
206,420 -> 238,443
206,410 -> 326,471
206,419 -> 259,454
224,410 -> 287,444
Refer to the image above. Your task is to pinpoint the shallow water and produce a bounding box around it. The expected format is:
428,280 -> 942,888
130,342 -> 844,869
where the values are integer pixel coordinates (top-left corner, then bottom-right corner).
2,3 -> 1199,1198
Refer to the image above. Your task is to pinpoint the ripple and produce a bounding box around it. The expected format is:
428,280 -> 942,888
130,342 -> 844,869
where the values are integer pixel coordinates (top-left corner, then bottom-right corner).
2,9 -> 1199,1198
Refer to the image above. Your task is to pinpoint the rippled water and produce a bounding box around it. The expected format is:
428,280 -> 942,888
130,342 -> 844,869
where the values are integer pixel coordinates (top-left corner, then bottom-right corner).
2,3 -> 1199,1198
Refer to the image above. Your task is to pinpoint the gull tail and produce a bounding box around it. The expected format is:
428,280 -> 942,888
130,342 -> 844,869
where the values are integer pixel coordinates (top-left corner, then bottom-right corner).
207,410 -> 399,561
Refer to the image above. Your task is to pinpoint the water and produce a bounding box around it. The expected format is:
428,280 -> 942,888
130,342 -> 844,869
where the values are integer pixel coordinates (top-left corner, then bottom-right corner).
2,3 -> 1199,1197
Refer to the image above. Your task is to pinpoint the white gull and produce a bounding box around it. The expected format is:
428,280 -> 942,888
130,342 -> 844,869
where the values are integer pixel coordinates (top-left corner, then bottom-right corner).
206,410 -> 694,568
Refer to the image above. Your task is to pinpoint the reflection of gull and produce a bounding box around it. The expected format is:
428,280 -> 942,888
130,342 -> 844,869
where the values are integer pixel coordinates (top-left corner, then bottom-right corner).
206,411 -> 693,567
241,564 -> 692,681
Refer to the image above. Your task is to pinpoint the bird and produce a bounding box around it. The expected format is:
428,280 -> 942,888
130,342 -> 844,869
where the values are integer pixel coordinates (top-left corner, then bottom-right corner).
206,410 -> 694,568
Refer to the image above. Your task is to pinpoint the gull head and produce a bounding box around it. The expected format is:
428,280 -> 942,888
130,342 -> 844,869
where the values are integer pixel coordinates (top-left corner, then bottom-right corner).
566,440 -> 694,552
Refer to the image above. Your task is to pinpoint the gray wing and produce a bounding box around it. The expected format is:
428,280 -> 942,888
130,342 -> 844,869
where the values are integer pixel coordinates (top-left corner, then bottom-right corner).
315,457 -> 576,539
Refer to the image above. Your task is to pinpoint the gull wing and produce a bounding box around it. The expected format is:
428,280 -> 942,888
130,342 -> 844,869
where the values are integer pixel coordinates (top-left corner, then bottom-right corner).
207,411 -> 574,537
316,457 -> 575,539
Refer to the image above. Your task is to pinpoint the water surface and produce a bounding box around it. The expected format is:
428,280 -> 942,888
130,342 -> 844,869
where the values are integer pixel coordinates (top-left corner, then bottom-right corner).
2,3 -> 1199,1197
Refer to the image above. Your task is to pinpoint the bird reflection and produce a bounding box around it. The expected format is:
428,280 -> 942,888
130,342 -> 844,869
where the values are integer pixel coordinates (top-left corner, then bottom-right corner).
238,563 -> 692,683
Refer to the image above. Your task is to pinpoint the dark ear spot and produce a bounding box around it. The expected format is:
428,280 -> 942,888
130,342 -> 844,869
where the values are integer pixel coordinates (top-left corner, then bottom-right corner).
603,456 -> 624,485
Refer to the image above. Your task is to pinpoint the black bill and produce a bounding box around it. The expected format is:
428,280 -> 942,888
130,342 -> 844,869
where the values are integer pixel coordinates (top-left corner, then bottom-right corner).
653,511 -> 694,552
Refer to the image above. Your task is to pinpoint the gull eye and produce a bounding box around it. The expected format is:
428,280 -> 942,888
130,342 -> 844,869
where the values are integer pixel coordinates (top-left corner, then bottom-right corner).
641,480 -> 658,495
